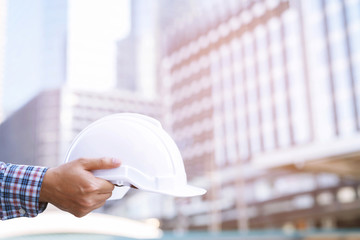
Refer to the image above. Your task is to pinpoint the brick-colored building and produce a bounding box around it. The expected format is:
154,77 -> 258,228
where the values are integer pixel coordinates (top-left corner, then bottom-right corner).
159,0 -> 360,231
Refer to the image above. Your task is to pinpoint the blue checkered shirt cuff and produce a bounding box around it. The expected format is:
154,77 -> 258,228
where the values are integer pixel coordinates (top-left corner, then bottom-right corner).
0,162 -> 48,220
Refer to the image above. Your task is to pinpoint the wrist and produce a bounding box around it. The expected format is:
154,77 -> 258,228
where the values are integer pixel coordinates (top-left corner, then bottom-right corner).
39,168 -> 57,203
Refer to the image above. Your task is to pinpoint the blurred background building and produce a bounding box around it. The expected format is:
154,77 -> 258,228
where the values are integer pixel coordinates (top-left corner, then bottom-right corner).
0,0 -> 360,237
116,0 -> 158,98
0,87 -> 161,167
159,0 -> 360,232
3,0 -> 67,117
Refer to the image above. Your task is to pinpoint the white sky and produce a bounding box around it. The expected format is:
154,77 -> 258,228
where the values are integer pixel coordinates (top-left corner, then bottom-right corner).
67,0 -> 130,90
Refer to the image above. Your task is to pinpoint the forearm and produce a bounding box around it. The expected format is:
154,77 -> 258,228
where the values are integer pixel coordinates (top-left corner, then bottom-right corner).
0,162 -> 48,220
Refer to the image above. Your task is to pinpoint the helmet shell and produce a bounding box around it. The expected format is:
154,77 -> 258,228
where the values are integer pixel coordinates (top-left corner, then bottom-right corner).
65,113 -> 206,200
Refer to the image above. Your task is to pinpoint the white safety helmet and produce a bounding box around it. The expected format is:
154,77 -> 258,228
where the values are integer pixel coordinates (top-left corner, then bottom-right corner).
64,113 -> 206,200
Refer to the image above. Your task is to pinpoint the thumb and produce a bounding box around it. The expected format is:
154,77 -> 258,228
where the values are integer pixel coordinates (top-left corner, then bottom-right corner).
79,158 -> 121,171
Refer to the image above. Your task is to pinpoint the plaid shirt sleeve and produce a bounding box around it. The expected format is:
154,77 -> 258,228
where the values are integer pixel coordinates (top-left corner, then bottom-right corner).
0,162 -> 48,220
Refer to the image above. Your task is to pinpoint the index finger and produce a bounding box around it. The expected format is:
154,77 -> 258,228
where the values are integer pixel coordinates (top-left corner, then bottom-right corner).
79,157 -> 121,171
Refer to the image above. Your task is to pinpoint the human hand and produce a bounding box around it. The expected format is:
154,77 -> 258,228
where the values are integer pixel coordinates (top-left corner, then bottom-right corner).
39,158 -> 121,217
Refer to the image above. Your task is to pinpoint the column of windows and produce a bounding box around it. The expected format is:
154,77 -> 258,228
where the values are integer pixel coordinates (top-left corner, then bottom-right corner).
255,25 -> 275,151
302,0 -> 336,141
326,0 -> 357,136
244,32 -> 262,154
220,45 -> 238,164
268,17 -> 291,148
282,9 -> 310,144
211,50 -> 226,167
345,0 -> 360,130
232,38 -> 250,161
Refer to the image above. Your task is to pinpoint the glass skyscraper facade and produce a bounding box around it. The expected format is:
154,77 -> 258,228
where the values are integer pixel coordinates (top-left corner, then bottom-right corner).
3,0 -> 67,116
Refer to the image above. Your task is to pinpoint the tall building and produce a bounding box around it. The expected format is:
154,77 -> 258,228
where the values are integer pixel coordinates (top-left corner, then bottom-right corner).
3,0 -> 67,117
116,0 -> 158,98
159,0 -> 360,231
117,36 -> 137,91
0,0 -> 6,122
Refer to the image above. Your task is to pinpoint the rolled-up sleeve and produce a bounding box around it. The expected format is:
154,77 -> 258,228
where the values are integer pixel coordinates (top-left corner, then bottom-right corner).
0,162 -> 48,220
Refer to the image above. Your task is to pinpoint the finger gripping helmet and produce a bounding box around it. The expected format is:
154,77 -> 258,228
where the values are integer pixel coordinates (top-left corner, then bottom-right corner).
65,113 -> 206,200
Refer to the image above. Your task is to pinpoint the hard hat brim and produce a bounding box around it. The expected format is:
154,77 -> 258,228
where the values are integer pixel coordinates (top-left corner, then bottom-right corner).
152,184 -> 207,197
95,165 -> 207,199
110,184 -> 206,200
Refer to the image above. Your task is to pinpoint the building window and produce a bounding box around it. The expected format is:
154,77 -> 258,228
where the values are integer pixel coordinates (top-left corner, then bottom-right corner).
326,0 -> 357,135
231,38 -> 250,161
211,50 -> 226,167
244,32 -> 262,154
302,1 -> 336,140
255,25 -> 275,151
282,10 -> 310,144
268,17 -> 290,148
345,0 -> 360,129
221,45 -> 238,164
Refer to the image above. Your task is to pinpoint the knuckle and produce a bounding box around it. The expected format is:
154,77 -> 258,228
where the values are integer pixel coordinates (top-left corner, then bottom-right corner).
99,157 -> 106,164
77,158 -> 87,166
79,198 -> 94,209
99,158 -> 107,168
79,182 -> 99,195
75,195 -> 94,209
85,183 -> 99,193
